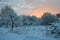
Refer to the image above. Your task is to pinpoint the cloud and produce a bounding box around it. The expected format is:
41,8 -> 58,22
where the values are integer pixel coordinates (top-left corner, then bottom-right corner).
0,0 -> 34,15
25,0 -> 60,9
0,0 -> 60,15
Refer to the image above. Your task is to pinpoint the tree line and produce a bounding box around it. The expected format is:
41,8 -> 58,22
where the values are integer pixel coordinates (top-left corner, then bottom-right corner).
0,5 -> 58,31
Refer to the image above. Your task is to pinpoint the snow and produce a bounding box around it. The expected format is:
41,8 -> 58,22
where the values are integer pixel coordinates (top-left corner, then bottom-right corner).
0,27 -> 10,33
0,25 -> 60,40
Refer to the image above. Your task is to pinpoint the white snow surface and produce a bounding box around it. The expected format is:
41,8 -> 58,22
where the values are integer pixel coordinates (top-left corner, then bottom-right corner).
0,25 -> 60,40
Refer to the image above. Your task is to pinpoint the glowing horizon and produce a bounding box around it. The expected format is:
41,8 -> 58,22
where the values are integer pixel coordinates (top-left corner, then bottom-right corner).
28,7 -> 60,18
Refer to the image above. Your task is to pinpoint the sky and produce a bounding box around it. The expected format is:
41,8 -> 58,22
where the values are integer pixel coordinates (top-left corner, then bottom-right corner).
0,0 -> 60,18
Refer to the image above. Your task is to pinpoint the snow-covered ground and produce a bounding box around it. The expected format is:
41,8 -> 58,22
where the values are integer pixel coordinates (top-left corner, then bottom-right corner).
0,25 -> 60,40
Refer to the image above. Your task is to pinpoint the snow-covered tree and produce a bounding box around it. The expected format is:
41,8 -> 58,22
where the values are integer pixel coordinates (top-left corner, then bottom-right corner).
19,15 -> 38,26
0,5 -> 18,31
41,12 -> 57,25
30,16 -> 37,25
21,15 -> 32,26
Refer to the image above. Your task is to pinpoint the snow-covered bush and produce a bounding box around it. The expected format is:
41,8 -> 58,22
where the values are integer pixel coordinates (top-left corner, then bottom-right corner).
47,22 -> 60,38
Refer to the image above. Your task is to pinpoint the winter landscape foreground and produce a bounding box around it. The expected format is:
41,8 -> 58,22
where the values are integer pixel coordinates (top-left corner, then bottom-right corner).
0,5 -> 60,40
0,25 -> 60,40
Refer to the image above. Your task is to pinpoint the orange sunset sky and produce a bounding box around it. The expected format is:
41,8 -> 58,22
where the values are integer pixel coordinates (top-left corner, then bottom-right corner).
29,7 -> 60,18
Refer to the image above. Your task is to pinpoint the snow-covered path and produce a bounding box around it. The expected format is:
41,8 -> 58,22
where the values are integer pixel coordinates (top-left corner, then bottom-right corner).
0,33 -> 49,40
24,36 -> 46,40
0,33 -> 57,40
0,33 -> 25,40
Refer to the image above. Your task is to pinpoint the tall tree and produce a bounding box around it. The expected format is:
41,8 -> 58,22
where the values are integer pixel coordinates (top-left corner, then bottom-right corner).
41,12 -> 57,25
1,5 -> 18,31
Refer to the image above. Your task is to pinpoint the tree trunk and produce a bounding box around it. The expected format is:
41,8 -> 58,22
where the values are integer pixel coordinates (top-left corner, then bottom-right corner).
11,16 -> 14,32
11,22 -> 14,32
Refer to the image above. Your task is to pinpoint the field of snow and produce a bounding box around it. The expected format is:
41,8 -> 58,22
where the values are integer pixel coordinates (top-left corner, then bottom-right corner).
0,25 -> 60,40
